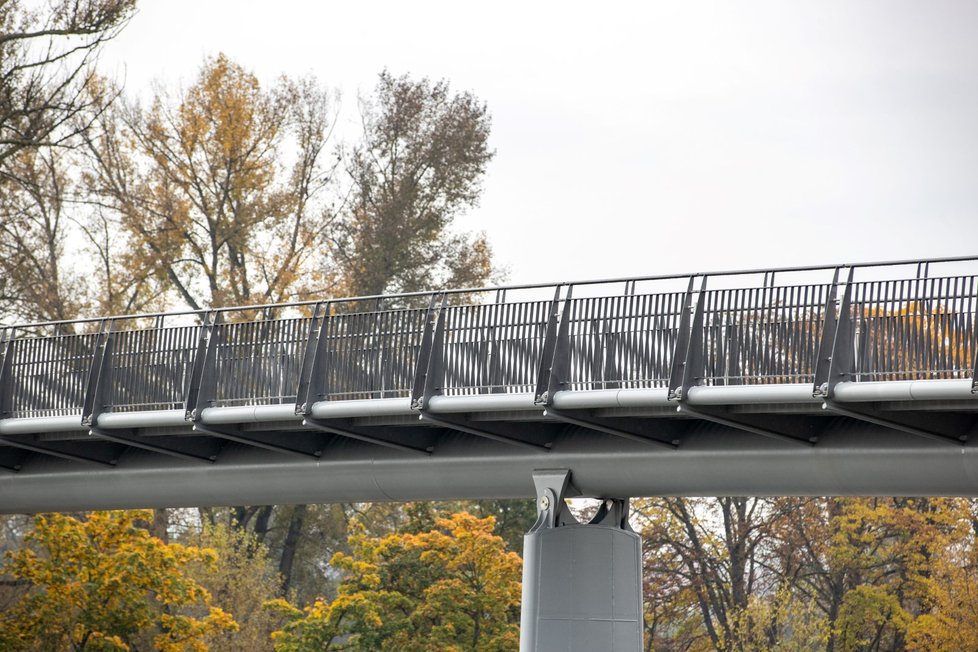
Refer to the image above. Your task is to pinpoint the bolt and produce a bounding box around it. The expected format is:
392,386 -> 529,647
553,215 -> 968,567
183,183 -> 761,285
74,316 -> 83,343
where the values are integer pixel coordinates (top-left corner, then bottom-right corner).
539,495 -> 551,510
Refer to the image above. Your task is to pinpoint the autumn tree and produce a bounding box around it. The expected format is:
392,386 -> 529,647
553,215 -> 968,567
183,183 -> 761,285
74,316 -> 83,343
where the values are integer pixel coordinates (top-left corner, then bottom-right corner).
0,1 -> 138,321
183,522 -> 284,652
0,146 -> 88,322
267,512 -> 522,652
0,0 -> 135,170
636,496 -> 978,652
335,70 -> 494,297
265,72 -> 498,595
84,53 -> 338,310
2,44 -> 505,611
906,509 -> 978,650
636,497 -> 789,651
0,510 -> 236,651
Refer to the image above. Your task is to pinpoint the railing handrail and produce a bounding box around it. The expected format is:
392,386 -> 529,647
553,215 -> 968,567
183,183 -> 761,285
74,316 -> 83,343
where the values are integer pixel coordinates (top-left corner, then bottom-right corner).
0,254 -> 973,422
3,254 -> 977,332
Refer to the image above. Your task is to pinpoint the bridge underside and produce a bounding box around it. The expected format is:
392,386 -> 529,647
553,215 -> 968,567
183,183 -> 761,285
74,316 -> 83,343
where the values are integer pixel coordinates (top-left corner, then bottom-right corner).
2,258 -> 978,513
2,386 -> 977,513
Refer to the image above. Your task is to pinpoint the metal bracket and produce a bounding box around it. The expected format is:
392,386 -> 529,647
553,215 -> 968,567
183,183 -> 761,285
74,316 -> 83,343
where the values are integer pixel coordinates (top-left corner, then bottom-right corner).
542,407 -> 678,450
676,404 -> 817,446
0,435 -> 122,466
192,423 -> 325,459
411,294 -> 446,410
812,267 -> 842,397
184,310 -> 222,421
0,334 -> 27,471
0,335 -> 14,419
534,286 -> 571,406
586,496 -> 634,531
303,417 -> 433,455
89,427 -> 221,463
81,318 -> 116,427
419,412 -> 552,451
972,294 -> 978,394
295,302 -> 332,416
528,469 -> 578,531
819,268 -> 856,399
668,276 -> 707,400
527,468 -> 632,533
973,353 -> 978,394
821,400 -> 967,446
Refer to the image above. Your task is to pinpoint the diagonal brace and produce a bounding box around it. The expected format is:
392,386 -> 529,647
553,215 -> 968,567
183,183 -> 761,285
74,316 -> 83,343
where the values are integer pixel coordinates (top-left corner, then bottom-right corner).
303,418 -> 432,456
822,400 -> 966,446
89,427 -> 220,463
420,412 -> 552,452
0,435 -> 121,466
676,405 -> 816,446
192,423 -> 325,459
543,408 -> 678,450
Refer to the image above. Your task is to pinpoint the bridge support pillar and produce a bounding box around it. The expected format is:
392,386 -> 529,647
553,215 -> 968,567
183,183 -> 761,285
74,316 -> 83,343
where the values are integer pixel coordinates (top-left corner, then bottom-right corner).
520,470 -> 643,652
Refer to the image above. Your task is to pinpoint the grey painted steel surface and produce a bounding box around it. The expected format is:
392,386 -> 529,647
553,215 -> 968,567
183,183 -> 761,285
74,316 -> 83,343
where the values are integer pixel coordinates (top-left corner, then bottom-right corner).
1,256 -> 977,510
520,470 -> 643,652
521,527 -> 642,652
4,421 -> 978,513
0,380 -> 972,436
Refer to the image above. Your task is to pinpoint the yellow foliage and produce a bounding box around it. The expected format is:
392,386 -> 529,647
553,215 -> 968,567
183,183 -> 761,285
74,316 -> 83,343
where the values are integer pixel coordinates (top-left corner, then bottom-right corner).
906,530 -> 978,651
87,53 -> 335,310
268,512 -> 521,652
0,510 -> 237,651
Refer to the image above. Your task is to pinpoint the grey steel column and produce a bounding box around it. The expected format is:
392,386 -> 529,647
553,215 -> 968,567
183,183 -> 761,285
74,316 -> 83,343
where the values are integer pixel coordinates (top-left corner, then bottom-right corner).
520,470 -> 643,652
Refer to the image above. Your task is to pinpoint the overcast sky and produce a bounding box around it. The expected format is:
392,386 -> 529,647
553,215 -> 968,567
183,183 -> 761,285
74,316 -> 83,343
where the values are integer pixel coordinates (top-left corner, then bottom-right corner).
99,0 -> 978,286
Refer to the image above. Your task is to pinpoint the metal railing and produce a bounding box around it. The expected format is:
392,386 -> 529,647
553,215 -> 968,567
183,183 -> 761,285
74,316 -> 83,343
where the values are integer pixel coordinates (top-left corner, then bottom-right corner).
0,256 -> 976,421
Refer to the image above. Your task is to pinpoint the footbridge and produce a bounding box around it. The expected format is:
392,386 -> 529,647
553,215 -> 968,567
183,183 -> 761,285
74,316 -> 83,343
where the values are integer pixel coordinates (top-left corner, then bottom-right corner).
2,256 -> 977,650
1,255 -> 977,508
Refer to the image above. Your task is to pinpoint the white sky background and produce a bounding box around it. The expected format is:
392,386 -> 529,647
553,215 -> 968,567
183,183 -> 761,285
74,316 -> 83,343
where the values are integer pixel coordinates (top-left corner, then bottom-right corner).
98,0 -> 978,287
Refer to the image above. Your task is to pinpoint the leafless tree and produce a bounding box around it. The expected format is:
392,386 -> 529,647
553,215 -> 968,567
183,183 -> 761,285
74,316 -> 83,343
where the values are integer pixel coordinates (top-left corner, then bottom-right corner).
0,0 -> 135,171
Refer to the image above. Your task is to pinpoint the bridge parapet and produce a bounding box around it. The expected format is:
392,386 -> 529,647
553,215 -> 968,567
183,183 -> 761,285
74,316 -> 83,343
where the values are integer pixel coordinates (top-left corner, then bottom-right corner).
0,256 -> 975,425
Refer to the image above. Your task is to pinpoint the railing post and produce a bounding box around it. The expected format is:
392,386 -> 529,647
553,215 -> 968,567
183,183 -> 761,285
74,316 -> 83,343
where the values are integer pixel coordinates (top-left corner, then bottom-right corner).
411,294 -> 446,411
81,319 -> 116,427
295,302 -> 332,416
184,310 -> 222,421
819,268 -> 856,399
0,330 -> 14,420
812,267 -> 844,396
0,328 -> 23,470
668,276 -> 707,400
534,286 -> 571,406
972,286 -> 978,394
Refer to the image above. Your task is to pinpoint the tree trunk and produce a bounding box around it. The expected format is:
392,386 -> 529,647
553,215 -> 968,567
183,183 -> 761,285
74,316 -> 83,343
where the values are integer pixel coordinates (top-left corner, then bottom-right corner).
150,508 -> 168,543
279,504 -> 308,595
253,505 -> 274,544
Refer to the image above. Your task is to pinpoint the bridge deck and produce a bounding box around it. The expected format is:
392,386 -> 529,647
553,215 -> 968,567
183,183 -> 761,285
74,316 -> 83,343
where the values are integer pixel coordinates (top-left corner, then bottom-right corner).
1,257 -> 977,511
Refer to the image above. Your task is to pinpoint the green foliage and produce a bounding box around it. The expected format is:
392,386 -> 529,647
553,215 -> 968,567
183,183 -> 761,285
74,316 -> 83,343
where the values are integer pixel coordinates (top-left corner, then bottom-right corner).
337,70 -> 495,297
